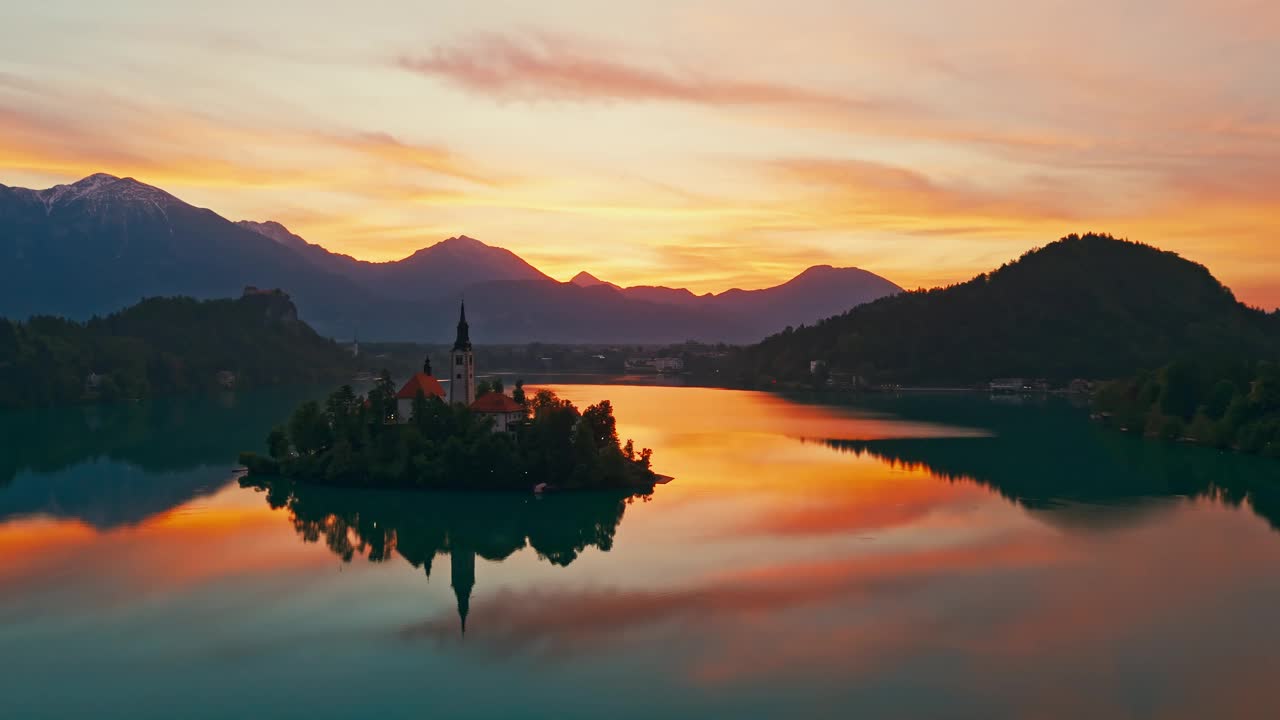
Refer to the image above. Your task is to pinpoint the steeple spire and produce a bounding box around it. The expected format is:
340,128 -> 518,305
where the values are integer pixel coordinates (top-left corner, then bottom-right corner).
453,300 -> 471,352
448,299 -> 476,406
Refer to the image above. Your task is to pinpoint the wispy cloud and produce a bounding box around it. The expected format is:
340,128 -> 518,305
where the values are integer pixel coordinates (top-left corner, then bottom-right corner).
397,32 -> 888,112
328,132 -> 508,187
0,82 -> 502,193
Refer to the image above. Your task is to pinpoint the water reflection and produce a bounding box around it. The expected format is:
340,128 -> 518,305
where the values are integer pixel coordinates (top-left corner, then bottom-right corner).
241,476 -> 650,633
0,387 -> 326,527
809,393 -> 1280,531
4,386 -> 1280,719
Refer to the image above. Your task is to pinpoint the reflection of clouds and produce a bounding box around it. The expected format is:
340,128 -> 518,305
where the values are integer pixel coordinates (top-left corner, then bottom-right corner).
399,539 -> 1055,660
732,468 -> 996,538
547,385 -> 987,445
403,501 -> 1280,717
394,385 -> 1280,716
0,484 -> 331,606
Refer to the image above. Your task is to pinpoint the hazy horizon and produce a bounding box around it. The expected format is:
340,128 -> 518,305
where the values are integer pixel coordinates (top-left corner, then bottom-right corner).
2,1 -> 1276,307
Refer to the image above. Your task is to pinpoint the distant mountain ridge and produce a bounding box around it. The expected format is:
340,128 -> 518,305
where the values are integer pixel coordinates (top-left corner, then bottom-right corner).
569,263 -> 903,337
0,173 -> 902,342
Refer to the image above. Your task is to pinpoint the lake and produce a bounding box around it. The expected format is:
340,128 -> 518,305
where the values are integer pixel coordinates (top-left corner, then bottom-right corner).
3,384 -> 1280,719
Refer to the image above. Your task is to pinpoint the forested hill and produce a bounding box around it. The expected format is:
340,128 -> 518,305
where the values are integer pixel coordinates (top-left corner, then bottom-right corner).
0,290 -> 356,408
738,234 -> 1280,386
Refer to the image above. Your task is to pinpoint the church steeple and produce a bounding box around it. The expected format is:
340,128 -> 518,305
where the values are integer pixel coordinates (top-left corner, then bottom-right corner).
453,300 -> 471,352
448,300 -> 476,406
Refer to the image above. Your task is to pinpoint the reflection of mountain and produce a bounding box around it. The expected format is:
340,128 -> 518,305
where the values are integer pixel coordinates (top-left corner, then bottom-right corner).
0,387 -> 323,527
811,394 -> 1280,532
243,478 -> 648,633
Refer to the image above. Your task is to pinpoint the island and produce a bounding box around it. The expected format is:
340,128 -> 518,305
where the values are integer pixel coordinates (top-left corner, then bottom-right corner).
239,303 -> 660,491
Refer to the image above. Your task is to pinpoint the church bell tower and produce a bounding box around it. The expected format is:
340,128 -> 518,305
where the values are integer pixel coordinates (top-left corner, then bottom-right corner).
449,301 -> 476,406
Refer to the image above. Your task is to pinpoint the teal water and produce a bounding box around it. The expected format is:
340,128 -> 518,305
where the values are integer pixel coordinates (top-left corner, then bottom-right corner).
2,385 -> 1279,719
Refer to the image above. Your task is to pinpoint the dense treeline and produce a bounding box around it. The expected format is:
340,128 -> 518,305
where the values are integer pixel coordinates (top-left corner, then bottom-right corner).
736,234 -> 1279,387
1093,360 -> 1280,458
0,291 -> 356,408
241,376 -> 656,490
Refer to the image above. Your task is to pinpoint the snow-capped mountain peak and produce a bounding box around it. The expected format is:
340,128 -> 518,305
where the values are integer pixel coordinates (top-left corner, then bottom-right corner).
36,173 -> 180,215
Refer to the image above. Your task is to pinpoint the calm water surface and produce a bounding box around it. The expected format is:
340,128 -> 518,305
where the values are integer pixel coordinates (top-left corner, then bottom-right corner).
3,385 -> 1280,719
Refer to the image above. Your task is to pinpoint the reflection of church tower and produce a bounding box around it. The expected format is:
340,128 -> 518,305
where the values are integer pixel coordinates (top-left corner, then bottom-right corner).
449,301 -> 476,406
450,546 -> 475,635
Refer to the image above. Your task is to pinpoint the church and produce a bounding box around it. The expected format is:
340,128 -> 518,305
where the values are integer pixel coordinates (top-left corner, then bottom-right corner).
394,302 -> 524,431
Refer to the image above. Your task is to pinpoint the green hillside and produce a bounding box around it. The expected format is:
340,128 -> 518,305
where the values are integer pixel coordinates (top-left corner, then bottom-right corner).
1094,359 -> 1280,457
0,290 -> 356,408
738,234 -> 1279,386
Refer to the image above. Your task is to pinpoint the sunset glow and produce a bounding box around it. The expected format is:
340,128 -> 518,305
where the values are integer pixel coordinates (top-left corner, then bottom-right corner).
1,1 -> 1276,306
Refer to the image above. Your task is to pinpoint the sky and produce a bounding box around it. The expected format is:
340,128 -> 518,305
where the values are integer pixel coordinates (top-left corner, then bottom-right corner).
1,0 -> 1277,307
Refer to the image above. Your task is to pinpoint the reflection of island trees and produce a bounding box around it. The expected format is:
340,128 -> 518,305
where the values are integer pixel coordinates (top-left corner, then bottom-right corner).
0,387 -> 324,527
815,394 -> 1280,531
244,477 -> 649,632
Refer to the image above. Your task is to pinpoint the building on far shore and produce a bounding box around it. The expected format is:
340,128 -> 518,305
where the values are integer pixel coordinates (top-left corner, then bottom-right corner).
625,355 -> 684,374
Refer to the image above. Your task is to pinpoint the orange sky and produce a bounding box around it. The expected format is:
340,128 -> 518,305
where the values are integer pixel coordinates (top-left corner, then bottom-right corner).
1,1 -> 1276,307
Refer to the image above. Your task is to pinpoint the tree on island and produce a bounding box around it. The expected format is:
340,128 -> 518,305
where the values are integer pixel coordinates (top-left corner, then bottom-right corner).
475,377 -> 505,396
240,376 -> 658,490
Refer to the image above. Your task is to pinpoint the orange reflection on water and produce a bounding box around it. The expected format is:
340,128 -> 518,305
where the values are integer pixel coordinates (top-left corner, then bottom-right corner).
0,517 -> 97,583
5,384 -> 1280,719
546,384 -> 1009,543
0,481 -> 335,602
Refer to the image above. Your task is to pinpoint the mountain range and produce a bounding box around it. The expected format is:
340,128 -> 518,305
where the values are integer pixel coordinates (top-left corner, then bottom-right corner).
0,173 -> 902,343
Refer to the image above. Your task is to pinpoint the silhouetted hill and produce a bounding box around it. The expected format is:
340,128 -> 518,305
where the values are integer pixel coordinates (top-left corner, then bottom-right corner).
568,264 -> 903,338
430,278 -> 752,343
233,224 -> 551,302
361,235 -> 553,302
704,264 -> 903,334
1,173 -> 902,342
0,175 -> 379,336
740,234 -> 1279,385
235,220 -> 363,276
570,271 -> 621,291
0,290 -> 355,407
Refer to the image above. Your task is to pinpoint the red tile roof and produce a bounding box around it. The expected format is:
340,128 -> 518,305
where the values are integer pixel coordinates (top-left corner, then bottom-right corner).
396,373 -> 445,400
470,393 -> 524,413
